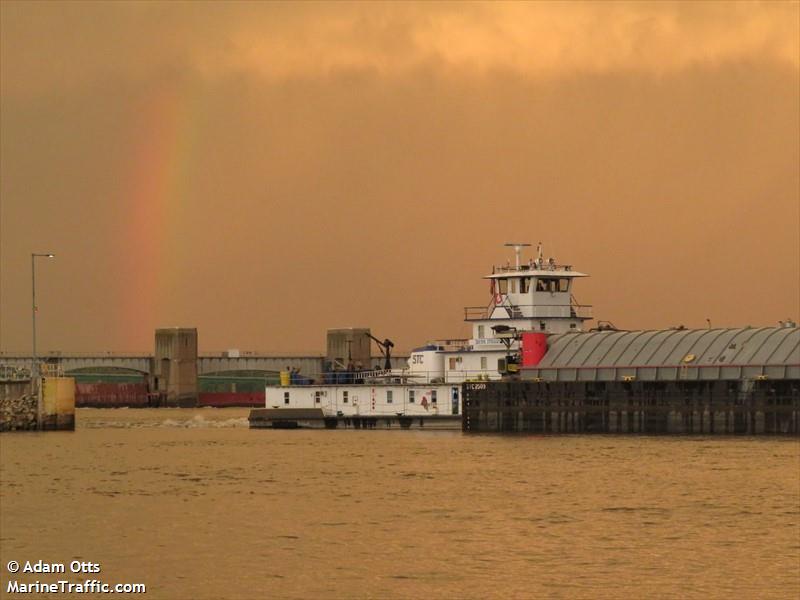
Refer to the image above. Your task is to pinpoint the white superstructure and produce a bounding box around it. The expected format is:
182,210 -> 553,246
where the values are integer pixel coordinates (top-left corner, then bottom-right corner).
267,376 -> 461,418
264,243 -> 592,421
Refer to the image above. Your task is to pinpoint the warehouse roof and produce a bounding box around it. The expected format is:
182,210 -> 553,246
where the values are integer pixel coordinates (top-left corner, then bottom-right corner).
523,326 -> 800,382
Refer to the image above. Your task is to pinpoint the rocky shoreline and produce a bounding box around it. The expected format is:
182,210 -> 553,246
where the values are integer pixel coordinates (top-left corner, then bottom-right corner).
0,392 -> 37,431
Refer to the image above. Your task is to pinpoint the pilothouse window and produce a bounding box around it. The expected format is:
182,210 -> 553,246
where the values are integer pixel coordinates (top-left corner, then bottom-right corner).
497,279 -> 508,294
536,278 -> 570,293
520,278 -> 530,293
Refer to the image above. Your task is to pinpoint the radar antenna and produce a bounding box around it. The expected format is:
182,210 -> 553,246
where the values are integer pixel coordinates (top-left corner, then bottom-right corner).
503,242 -> 531,269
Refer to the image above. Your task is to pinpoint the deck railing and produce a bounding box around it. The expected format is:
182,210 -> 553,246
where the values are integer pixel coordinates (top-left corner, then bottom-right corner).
271,369 -> 505,386
0,365 -> 32,381
464,304 -> 593,321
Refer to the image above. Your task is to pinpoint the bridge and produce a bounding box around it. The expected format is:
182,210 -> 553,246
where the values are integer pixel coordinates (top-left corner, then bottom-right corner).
0,328 -> 410,407
0,353 -> 408,377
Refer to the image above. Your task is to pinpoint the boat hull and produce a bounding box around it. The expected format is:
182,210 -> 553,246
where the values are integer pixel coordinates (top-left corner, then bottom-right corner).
249,407 -> 461,430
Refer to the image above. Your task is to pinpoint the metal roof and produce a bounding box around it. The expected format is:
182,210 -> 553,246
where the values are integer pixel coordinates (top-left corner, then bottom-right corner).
523,326 -> 800,382
484,269 -> 588,279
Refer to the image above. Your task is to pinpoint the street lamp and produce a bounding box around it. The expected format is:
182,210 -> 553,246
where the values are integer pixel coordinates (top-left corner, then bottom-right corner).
31,252 -> 55,389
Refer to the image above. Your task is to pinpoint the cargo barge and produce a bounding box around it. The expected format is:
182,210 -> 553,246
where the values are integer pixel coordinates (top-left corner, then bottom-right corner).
463,326 -> 799,435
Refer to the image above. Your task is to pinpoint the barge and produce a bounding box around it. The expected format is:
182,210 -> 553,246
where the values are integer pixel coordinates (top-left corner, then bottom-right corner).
464,325 -> 800,434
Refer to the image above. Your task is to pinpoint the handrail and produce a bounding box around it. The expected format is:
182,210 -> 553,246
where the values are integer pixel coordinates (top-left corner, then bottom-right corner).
0,351 -> 409,360
492,262 -> 574,273
270,369 -> 506,386
464,303 -> 593,321
0,365 -> 32,381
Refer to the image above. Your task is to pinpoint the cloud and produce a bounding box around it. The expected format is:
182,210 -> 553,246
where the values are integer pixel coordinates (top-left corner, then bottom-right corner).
197,2 -> 800,80
1,1 -> 797,352
2,1 -> 797,96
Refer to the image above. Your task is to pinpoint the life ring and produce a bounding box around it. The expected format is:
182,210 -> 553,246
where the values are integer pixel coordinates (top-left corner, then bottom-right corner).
490,280 -> 503,304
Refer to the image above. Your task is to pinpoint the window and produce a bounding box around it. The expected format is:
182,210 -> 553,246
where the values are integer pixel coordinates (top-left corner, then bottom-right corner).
409,390 -> 415,403
497,279 -> 508,294
520,278 -> 530,293
539,321 -> 546,331
449,357 -> 457,370
536,277 -> 570,292
386,390 -> 393,404
283,391 -> 290,405
477,325 -> 485,338
315,391 -> 321,404
570,323 -> 577,329
431,390 -> 437,404
480,356 -> 487,370
343,390 -> 349,404
509,278 -> 517,293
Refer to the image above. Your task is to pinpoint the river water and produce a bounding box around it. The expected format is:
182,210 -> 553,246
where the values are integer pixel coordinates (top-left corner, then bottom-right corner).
1,408 -> 798,599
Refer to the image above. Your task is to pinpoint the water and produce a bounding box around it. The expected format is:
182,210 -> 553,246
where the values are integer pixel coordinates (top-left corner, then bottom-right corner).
1,408 -> 798,599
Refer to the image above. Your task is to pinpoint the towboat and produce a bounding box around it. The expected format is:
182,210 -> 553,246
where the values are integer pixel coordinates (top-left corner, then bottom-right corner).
249,243 -> 592,429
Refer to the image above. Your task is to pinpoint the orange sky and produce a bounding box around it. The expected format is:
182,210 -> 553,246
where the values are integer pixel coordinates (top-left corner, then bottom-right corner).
1,1 -> 798,354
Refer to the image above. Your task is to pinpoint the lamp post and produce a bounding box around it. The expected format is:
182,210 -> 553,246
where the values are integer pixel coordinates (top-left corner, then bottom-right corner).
32,252 -> 55,429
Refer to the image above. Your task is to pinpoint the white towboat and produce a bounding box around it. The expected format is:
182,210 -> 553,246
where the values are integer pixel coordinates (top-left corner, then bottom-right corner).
250,243 -> 592,429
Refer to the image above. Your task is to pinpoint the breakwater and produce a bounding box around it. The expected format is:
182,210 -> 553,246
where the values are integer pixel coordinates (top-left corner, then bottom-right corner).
463,380 -> 799,435
0,378 -> 76,431
0,381 -> 37,431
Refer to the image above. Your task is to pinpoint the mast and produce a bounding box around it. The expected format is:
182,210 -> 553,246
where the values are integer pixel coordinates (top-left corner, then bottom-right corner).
504,242 -> 531,269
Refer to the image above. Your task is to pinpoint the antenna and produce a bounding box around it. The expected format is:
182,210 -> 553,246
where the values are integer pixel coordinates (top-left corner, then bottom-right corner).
504,242 -> 531,269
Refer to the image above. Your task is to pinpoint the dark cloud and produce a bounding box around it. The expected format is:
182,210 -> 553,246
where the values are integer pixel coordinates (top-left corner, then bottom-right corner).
1,2 -> 798,353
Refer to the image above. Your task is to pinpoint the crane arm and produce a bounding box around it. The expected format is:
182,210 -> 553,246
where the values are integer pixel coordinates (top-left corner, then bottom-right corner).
364,332 -> 384,346
364,332 -> 394,369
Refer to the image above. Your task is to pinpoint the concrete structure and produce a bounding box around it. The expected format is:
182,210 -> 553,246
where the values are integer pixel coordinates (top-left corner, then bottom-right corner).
0,354 -> 152,375
326,328 -> 372,369
0,327 -> 409,408
40,376 -> 76,430
0,353 -> 408,380
153,328 -> 198,406
1,376 -> 75,431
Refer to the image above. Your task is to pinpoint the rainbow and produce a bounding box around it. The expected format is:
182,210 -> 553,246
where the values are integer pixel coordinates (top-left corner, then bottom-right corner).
120,83 -> 205,347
